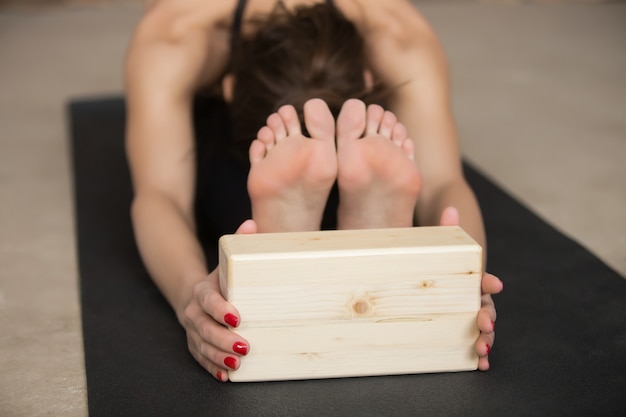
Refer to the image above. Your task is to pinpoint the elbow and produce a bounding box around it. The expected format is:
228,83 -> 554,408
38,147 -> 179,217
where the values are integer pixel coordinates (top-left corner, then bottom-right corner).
129,188 -> 196,230
130,192 -> 148,230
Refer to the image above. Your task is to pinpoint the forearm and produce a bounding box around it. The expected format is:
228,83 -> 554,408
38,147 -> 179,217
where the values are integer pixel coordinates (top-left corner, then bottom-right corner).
388,92 -> 485,247
376,40 -> 486,250
131,190 -> 209,317
390,89 -> 487,253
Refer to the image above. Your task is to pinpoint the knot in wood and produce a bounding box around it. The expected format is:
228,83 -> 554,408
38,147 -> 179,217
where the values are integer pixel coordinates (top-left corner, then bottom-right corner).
352,298 -> 371,315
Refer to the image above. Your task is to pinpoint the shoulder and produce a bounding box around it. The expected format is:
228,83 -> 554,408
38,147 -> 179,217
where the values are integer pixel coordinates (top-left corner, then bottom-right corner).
340,0 -> 439,47
134,0 -> 238,42
126,0 -> 238,93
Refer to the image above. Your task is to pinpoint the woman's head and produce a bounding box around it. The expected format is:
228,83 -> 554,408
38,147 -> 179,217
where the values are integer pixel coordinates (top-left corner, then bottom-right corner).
227,3 -> 383,162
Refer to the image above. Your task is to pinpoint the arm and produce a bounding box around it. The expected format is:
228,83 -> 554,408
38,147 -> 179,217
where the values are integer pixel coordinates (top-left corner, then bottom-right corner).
353,0 -> 501,369
353,0 -> 485,247
125,0 -> 247,381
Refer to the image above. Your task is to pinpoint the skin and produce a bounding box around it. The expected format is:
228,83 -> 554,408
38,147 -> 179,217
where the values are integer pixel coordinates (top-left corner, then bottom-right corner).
248,99 -> 338,233
249,97 -> 420,232
335,99 -> 421,230
125,0 -> 503,381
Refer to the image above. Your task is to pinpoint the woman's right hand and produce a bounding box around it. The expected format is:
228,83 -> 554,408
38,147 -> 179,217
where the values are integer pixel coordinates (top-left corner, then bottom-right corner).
179,219 -> 257,382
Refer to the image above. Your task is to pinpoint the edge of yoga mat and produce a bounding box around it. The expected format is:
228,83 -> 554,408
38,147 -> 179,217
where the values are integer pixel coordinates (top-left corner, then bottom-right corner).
69,96 -> 626,417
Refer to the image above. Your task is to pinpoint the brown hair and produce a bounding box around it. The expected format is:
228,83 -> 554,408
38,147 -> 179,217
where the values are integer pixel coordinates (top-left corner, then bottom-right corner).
227,2 -> 385,163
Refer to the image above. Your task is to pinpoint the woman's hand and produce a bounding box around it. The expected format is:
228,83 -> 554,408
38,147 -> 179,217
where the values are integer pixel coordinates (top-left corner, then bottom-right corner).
477,274 -> 502,371
179,219 -> 257,382
440,207 -> 503,371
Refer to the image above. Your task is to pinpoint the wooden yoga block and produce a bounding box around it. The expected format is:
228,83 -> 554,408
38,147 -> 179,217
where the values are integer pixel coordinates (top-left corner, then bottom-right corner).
218,226 -> 483,382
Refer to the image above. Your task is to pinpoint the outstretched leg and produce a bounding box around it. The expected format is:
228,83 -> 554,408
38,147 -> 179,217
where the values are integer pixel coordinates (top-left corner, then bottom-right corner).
247,98 -> 337,232
336,99 -> 421,229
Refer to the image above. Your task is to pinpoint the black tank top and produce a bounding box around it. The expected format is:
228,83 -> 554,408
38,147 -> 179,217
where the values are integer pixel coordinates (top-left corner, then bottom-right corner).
231,0 -> 335,47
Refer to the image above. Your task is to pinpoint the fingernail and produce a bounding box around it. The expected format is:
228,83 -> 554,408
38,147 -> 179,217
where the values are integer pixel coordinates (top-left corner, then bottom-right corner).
233,341 -> 249,355
224,356 -> 237,370
486,344 -> 491,355
491,320 -> 495,332
217,371 -> 224,382
224,313 -> 239,328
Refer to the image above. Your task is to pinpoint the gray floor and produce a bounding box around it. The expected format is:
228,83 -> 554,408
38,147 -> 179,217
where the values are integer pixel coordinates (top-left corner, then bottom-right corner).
0,2 -> 624,415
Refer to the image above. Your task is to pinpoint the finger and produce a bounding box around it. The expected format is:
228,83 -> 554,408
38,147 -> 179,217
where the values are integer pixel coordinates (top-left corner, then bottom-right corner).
480,293 -> 497,323
480,293 -> 496,313
191,310 -> 250,357
184,296 -> 250,348
187,332 -> 229,382
478,356 -> 490,371
194,280 -> 244,333
439,206 -> 459,226
220,219 -> 258,325
189,303 -> 248,347
202,219 -> 258,329
475,331 -> 495,359
477,306 -> 496,334
235,219 -> 258,235
194,330 -> 243,372
190,347 -> 235,382
183,302 -> 249,383
482,273 -> 504,295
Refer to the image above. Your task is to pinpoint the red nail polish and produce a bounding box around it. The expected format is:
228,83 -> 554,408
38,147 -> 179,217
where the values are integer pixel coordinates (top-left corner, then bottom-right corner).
224,356 -> 237,370
216,371 -> 224,382
224,313 -> 239,328
486,344 -> 491,355
233,341 -> 249,355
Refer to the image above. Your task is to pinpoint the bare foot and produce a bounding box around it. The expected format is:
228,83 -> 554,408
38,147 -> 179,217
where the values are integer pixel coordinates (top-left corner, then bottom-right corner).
336,99 -> 421,229
247,98 -> 337,232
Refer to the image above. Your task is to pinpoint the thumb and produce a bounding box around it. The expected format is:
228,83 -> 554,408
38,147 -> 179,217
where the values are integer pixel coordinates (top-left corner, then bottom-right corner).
234,219 -> 258,235
439,207 -> 460,226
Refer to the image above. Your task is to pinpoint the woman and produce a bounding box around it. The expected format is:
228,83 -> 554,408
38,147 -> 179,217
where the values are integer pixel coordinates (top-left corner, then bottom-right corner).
125,0 -> 502,382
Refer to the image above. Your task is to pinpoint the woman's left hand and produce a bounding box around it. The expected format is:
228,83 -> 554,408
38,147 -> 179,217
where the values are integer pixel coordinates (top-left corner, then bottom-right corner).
439,206 -> 503,370
476,274 -> 503,370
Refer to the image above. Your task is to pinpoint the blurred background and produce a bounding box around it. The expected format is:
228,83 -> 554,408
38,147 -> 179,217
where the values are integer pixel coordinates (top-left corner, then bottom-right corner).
0,0 -> 624,415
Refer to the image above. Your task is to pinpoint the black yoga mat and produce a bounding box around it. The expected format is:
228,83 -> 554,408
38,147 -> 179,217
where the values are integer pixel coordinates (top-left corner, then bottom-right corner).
69,97 -> 626,417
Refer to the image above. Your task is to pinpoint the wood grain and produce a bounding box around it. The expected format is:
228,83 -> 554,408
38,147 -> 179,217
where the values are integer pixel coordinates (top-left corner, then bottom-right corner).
219,226 -> 482,382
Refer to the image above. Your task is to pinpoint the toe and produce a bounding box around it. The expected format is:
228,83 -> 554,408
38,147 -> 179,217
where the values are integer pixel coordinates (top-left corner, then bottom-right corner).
401,137 -> 415,161
267,113 -> 287,142
303,98 -> 335,142
249,140 -> 266,165
379,111 -> 397,139
337,99 -> 367,143
391,122 -> 407,147
257,126 -> 275,151
278,104 -> 302,138
365,104 -> 384,136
